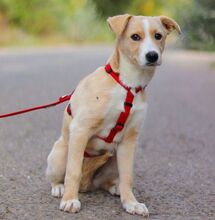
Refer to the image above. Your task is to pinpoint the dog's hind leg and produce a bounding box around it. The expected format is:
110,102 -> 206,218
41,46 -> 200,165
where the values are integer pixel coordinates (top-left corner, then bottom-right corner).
46,136 -> 67,197
92,155 -> 120,196
46,111 -> 71,198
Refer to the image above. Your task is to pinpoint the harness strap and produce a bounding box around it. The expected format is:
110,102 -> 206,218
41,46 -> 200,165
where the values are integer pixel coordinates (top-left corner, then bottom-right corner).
105,64 -> 142,92
67,103 -> 72,116
84,151 -> 97,158
97,64 -> 142,143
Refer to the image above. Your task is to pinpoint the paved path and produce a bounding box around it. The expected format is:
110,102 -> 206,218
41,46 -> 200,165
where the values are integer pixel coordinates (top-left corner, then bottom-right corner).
0,46 -> 214,220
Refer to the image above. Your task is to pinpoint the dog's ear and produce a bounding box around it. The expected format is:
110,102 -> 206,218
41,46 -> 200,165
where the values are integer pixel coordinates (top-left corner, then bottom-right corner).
159,16 -> 181,34
107,14 -> 132,36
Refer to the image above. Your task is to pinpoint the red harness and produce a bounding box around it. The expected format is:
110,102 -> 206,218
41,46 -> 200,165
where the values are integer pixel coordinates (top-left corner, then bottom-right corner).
67,64 -> 143,144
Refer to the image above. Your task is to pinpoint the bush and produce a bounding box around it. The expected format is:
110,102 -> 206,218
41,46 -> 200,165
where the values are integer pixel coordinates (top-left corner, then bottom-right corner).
0,0 -> 58,34
174,0 -> 215,50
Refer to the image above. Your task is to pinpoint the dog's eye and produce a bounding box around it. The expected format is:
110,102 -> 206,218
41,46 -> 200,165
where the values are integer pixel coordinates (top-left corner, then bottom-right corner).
131,34 -> 141,41
155,33 -> 162,40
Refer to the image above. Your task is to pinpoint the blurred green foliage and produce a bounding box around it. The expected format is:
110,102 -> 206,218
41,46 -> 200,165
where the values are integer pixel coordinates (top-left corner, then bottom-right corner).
0,0 -> 214,50
92,0 -> 130,17
174,0 -> 215,51
0,0 -> 59,34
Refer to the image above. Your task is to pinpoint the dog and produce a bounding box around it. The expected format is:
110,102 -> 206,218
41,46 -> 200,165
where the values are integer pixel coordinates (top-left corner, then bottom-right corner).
46,14 -> 181,216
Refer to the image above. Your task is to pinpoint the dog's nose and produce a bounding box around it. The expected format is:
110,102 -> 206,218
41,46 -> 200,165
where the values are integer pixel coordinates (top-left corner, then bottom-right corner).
146,51 -> 159,63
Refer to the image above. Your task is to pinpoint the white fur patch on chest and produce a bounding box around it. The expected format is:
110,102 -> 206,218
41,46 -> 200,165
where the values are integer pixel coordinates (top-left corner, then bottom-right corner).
129,90 -> 147,128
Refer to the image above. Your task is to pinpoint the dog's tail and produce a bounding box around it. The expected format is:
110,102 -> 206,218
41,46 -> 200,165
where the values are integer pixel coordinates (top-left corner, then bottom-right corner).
79,152 -> 112,192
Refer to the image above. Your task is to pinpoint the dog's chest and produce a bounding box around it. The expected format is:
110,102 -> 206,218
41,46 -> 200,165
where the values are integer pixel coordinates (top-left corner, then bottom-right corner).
89,85 -> 147,152
103,86 -> 146,124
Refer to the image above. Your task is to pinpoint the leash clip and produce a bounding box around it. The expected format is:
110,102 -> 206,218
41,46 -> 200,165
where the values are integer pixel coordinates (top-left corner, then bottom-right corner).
59,95 -> 71,102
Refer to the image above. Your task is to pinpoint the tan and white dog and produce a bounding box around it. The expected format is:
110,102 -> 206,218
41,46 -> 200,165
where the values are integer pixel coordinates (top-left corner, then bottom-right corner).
46,14 -> 181,216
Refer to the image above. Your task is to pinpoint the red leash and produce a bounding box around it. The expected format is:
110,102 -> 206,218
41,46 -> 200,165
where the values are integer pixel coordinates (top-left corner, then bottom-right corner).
0,90 -> 99,158
0,92 -> 73,119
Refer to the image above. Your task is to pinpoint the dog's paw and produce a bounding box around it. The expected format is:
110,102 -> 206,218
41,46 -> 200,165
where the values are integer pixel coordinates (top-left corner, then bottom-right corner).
60,199 -> 81,213
108,184 -> 120,196
51,184 -> 64,198
123,201 -> 149,217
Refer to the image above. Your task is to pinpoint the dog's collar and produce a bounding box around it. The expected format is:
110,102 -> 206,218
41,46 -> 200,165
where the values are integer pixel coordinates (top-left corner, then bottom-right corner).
105,63 -> 144,93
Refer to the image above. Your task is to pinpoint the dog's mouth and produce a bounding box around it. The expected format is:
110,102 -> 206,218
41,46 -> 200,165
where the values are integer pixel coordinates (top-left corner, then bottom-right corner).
146,62 -> 160,66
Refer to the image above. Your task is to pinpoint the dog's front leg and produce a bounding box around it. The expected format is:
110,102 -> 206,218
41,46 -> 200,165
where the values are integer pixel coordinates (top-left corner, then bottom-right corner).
60,121 -> 91,213
117,128 -> 149,217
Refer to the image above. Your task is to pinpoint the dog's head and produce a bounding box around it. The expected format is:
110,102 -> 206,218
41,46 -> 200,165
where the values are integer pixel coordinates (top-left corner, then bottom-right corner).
107,14 -> 181,68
